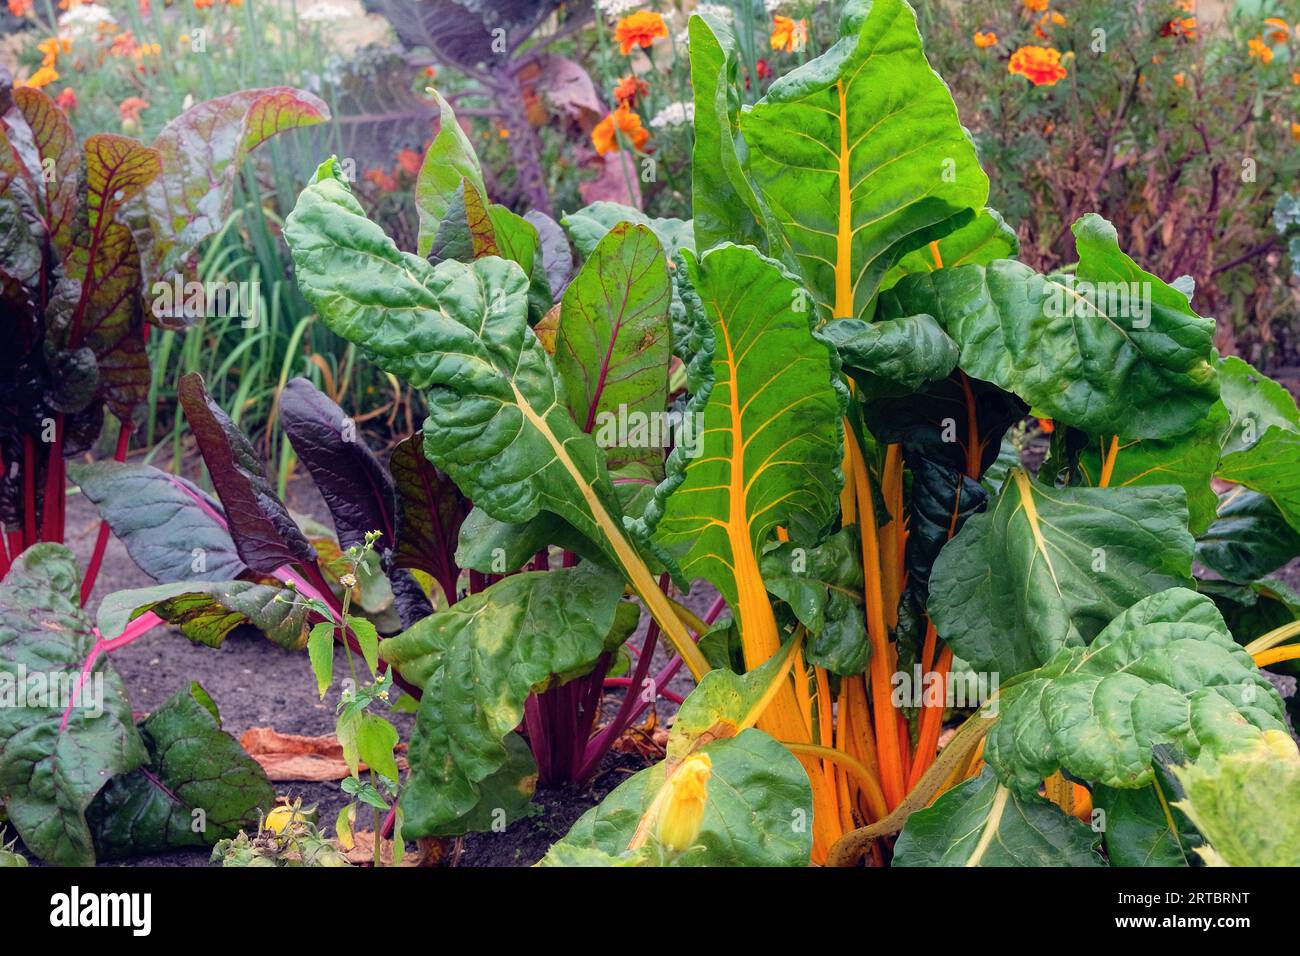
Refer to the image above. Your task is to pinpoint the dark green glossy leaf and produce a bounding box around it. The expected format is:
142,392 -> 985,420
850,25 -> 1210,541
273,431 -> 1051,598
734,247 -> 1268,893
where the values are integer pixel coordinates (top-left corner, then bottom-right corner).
894,767 -> 1103,866
87,682 -> 275,859
0,545 -> 146,865
929,470 -> 1195,676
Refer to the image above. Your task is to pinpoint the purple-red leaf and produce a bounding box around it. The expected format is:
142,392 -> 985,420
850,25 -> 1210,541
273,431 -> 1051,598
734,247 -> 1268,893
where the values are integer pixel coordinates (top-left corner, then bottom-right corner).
178,372 -> 316,574
13,87 -> 79,256
279,377 -> 396,551
134,87 -> 330,295
389,432 -> 467,604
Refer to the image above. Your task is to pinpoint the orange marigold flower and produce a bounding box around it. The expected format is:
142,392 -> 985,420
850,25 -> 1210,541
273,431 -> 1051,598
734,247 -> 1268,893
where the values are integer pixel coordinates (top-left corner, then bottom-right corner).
1248,36 -> 1274,63
1033,10 -> 1066,38
614,11 -> 666,55
1023,0 -> 1049,11
1008,45 -> 1068,86
395,148 -> 421,177
1292,122 -> 1300,143
194,0 -> 213,8
973,31 -> 998,49
18,66 -> 59,89
613,73 -> 648,108
770,15 -> 808,52
119,96 -> 149,121
591,105 -> 650,155
1161,17 -> 1197,39
1174,71 -> 1186,87
1293,72 -> 1300,85
54,87 -> 77,111
1265,18 -> 1290,43
1038,418 -> 1055,434
424,66 -> 437,78
37,36 -> 71,68
110,30 -> 140,57
7,0 -> 32,15
363,168 -> 397,192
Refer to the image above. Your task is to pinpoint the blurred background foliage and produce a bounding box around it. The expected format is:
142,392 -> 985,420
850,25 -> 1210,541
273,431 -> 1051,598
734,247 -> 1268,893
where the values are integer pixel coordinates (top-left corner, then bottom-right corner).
4,0 -> 1298,483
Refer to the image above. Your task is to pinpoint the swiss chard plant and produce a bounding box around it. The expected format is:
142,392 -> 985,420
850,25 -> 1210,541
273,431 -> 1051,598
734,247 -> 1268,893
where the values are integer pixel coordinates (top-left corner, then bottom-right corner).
0,71 -> 333,864
270,0 -> 1300,867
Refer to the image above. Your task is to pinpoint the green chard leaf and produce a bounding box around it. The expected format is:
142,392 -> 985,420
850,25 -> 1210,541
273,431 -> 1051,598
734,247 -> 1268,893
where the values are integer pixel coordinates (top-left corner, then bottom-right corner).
541,729 -> 812,867
87,682 -> 275,859
285,158 -> 705,677
0,545 -> 147,866
379,562 -> 629,834
928,469 -> 1196,677
96,579 -> 309,651
740,0 -> 989,321
880,215 -> 1219,440
415,89 -> 486,257
893,768 -> 1103,867
985,588 -> 1287,796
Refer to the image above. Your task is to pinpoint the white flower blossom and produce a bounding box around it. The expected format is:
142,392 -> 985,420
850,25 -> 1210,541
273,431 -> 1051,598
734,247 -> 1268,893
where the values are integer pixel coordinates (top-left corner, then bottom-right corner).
300,2 -> 353,23
649,100 -> 694,128
597,0 -> 645,20
57,4 -> 117,38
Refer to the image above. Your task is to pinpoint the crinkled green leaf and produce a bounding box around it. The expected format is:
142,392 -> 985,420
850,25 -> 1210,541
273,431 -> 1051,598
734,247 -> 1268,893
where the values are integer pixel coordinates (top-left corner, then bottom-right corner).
986,588 -> 1287,795
541,729 -> 812,867
823,313 -> 959,402
760,527 -> 867,675
0,545 -> 146,866
1217,427 -> 1300,536
380,563 -> 626,834
929,470 -> 1195,677
879,215 -> 1218,440
87,682 -> 274,859
741,0 -> 988,321
894,767 -> 1103,866
561,201 -> 694,260
1216,355 -> 1299,455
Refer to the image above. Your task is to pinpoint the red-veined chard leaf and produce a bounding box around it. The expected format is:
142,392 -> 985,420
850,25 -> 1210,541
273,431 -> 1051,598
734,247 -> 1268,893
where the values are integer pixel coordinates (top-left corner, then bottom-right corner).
178,372 -> 316,574
132,87 -> 329,294
87,681 -> 275,859
389,431 -> 467,605
284,157 -> 706,677
71,459 -> 247,582
279,377 -> 397,552
11,87 -> 79,257
0,545 -> 147,866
